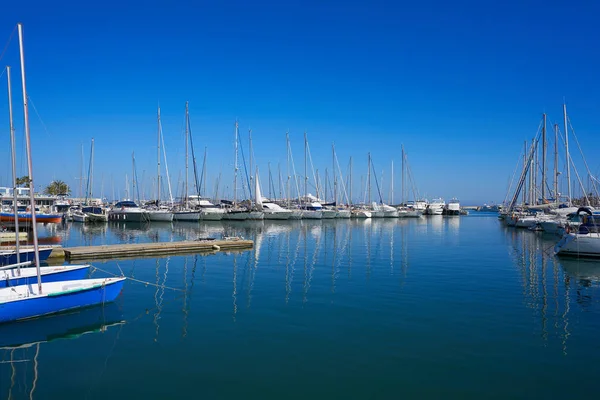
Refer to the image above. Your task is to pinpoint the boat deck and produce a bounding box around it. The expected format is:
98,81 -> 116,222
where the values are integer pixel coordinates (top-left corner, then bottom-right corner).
59,239 -> 254,261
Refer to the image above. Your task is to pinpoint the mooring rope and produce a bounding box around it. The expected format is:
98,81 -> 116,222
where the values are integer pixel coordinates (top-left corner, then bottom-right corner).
90,265 -> 186,292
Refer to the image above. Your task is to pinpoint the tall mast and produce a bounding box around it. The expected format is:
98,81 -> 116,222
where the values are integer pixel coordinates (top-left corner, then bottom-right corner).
278,163 -> 283,200
157,107 -> 161,203
349,156 -> 353,206
522,141 -> 527,206
541,113 -> 546,203
332,143 -> 337,205
88,138 -> 95,201
401,145 -> 405,204
554,123 -> 559,202
249,128 -> 253,198
390,160 -> 394,205
6,66 -> 21,266
286,131 -> 290,207
563,103 -> 571,204
80,143 -> 84,199
367,153 -> 372,205
233,121 -> 238,204
18,23 -> 42,291
304,131 -> 307,203
131,152 -> 136,203
185,102 -> 189,208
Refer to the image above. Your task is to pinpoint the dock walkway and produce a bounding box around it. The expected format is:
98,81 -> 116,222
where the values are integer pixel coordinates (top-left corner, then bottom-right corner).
58,239 -> 253,261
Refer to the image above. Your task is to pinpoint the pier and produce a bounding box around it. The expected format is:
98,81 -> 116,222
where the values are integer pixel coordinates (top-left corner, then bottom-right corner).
47,239 -> 253,262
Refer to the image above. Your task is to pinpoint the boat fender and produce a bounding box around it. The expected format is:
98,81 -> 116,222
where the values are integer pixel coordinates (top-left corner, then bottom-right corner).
565,226 -> 570,234
212,244 -> 220,250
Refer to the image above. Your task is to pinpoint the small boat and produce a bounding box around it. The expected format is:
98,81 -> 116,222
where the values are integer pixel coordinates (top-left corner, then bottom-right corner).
0,264 -> 90,288
352,208 -> 372,218
555,208 -> 600,257
443,198 -> 461,215
108,201 -> 149,222
0,211 -> 62,224
0,277 -> 125,324
425,198 -> 445,215
300,202 -> 323,219
82,206 -> 109,223
0,247 -> 53,266
71,209 -> 87,223
190,197 -> 225,221
262,201 -> 292,220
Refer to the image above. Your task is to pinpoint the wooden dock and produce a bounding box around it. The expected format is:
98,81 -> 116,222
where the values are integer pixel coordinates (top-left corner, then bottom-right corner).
61,239 -> 254,262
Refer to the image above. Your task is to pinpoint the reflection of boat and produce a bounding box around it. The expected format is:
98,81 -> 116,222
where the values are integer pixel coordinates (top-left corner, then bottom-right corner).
0,264 -> 89,288
0,302 -> 124,349
0,276 -> 125,323
559,258 -> 600,282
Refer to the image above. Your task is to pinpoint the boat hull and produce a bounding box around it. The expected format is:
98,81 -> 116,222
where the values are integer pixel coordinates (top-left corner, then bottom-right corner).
0,212 -> 62,224
289,210 -> 303,220
173,211 -> 200,221
383,210 -> 399,218
0,265 -> 90,288
0,277 -> 125,324
301,210 -> 322,219
263,211 -> 292,220
199,210 -> 225,221
72,213 -> 87,223
555,233 -> 600,257
147,211 -> 174,222
321,209 -> 337,219
335,210 -> 351,219
222,211 -> 249,221
244,211 -> 264,220
86,212 -> 108,223
0,248 -> 53,266
108,211 -> 149,222
353,210 -> 372,218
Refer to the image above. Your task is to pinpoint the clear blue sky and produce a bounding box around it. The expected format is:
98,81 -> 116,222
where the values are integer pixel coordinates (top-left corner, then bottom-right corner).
0,0 -> 599,205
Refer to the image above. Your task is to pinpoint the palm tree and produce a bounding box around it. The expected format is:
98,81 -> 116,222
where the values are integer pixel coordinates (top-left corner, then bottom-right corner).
16,176 -> 31,187
44,180 -> 71,196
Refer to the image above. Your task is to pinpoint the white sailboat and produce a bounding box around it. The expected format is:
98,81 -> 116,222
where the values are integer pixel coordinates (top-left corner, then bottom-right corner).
147,107 -> 173,222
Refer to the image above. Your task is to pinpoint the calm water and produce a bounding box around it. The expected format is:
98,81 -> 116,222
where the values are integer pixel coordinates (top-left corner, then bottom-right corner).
2,214 -> 600,399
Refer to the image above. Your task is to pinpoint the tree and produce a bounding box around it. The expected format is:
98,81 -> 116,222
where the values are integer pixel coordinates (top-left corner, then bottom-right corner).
16,176 -> 31,187
44,180 -> 71,196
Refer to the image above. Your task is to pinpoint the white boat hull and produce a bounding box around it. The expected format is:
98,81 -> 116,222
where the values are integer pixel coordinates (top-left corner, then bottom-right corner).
200,210 -> 225,221
263,211 -> 292,220
108,210 -> 149,222
147,211 -> 173,222
86,213 -> 108,223
173,211 -> 200,221
321,209 -> 337,219
72,213 -> 87,223
289,210 -> 303,220
371,211 -> 384,218
301,210 -> 322,219
336,209 -> 351,219
353,210 -> 372,218
222,211 -> 249,221
383,210 -> 399,218
515,217 -> 537,228
556,232 -> 600,257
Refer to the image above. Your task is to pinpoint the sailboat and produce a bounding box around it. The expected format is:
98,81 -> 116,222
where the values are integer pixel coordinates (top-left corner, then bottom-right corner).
222,121 -> 249,221
147,107 -> 174,222
300,132 -> 323,219
82,138 -> 108,222
0,24 -> 125,324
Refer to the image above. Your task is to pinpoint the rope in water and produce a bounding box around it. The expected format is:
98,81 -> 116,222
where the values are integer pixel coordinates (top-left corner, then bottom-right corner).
90,265 -> 186,292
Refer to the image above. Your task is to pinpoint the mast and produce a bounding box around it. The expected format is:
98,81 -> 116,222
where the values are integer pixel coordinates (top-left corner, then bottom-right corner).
554,124 -> 559,202
522,141 -> 527,206
80,143 -> 84,199
131,152 -> 136,203
86,138 -> 94,202
367,152 -> 372,205
18,23 -> 42,291
184,102 -> 189,208
332,144 -> 337,205
6,66 -> 21,266
390,160 -> 394,205
563,103 -> 572,204
249,128 -> 253,198
541,113 -> 546,203
233,121 -> 238,204
304,131 -> 307,203
157,107 -> 161,203
401,145 -> 405,204
349,156 -> 353,206
286,131 -> 290,207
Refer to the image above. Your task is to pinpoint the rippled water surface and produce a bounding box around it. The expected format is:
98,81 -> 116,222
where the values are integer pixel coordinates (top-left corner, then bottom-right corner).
2,214 -> 600,399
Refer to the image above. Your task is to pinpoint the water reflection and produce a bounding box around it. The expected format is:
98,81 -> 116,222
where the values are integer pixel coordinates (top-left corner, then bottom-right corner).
507,227 -> 600,354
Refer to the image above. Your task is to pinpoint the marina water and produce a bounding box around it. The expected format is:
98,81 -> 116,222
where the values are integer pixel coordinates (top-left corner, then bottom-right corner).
2,213 -> 600,399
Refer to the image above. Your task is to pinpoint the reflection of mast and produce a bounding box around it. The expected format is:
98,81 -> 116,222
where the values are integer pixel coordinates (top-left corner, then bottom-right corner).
541,247 -> 548,342
30,342 -> 40,399
182,257 -> 188,338
153,257 -> 169,342
562,273 -> 571,355
232,253 -> 238,320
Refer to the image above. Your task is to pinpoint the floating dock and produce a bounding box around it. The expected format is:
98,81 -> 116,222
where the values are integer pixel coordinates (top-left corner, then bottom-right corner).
61,239 -> 254,262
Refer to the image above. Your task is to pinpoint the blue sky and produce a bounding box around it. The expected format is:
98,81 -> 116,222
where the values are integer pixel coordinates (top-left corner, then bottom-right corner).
0,0 -> 599,205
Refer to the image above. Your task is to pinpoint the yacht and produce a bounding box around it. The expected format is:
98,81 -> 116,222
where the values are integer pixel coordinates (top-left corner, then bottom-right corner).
321,203 -> 338,219
425,198 -> 445,215
555,209 -> 600,257
443,198 -> 460,215
371,202 -> 384,218
352,207 -> 372,218
301,202 -> 323,219
335,207 -> 352,218
189,196 -> 225,221
108,201 -> 149,222
83,205 -> 109,223
381,203 -> 399,218
262,201 -> 292,220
